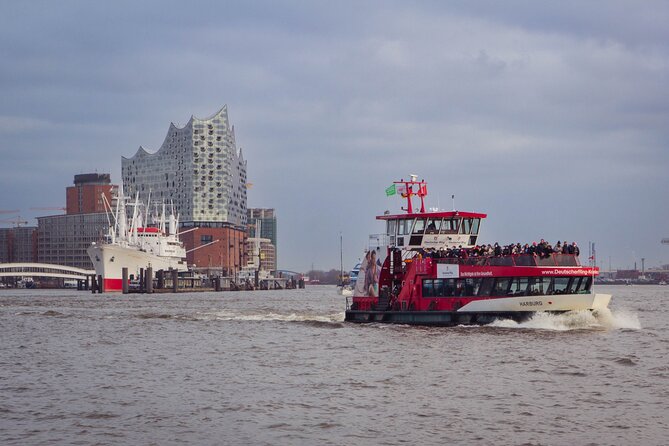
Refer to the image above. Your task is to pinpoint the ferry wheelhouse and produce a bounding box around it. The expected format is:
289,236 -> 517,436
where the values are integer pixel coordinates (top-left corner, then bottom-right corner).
344,177 -> 611,326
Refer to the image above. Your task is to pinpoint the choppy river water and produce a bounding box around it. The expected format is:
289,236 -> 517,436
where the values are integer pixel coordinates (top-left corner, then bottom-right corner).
1,285 -> 667,445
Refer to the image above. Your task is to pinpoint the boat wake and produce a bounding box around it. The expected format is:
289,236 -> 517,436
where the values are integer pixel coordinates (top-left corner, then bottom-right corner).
198,310 -> 346,324
488,308 -> 641,331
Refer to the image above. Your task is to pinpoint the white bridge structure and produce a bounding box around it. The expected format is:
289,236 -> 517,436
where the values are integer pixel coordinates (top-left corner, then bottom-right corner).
0,263 -> 95,280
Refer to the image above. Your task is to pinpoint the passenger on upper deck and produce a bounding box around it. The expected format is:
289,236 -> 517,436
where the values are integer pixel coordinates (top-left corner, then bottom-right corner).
422,237 -> 582,263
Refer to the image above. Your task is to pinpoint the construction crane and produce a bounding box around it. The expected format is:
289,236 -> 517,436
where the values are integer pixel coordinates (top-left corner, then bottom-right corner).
0,216 -> 29,227
30,207 -> 66,212
662,238 -> 669,245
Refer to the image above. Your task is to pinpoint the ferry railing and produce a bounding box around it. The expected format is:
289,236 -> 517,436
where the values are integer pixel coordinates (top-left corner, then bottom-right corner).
432,253 -> 580,267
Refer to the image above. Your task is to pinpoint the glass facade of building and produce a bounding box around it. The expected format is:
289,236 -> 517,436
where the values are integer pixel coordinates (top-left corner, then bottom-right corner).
121,106 -> 247,227
37,213 -> 109,269
0,227 -> 37,263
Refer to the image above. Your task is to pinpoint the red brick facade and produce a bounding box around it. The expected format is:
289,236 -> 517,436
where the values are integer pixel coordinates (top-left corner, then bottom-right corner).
66,184 -> 115,214
179,226 -> 247,274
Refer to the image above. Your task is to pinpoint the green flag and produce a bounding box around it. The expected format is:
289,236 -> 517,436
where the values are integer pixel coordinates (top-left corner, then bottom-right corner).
385,184 -> 396,196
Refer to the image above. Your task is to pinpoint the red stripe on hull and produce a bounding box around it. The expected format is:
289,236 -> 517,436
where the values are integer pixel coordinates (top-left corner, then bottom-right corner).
103,278 -> 123,292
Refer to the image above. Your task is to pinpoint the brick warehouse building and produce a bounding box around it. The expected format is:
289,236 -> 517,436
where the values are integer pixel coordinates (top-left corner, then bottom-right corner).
178,225 -> 245,275
66,173 -> 115,214
37,173 -> 117,269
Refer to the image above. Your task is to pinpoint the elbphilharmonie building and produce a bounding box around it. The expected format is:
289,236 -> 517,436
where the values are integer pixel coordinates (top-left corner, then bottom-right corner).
121,106 -> 247,227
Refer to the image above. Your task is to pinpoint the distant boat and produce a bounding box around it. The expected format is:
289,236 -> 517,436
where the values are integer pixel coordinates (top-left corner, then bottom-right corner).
337,261 -> 360,296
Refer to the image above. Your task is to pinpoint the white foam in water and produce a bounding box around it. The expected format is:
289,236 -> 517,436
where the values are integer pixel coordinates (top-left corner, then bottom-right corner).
593,307 -> 642,330
489,309 -> 641,331
199,310 -> 346,323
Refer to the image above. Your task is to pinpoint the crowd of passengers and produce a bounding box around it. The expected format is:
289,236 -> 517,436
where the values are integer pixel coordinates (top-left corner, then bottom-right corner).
418,239 -> 580,260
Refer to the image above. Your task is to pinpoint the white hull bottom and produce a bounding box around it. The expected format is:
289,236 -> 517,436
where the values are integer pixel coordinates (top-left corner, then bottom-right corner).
87,244 -> 188,292
458,293 -> 611,313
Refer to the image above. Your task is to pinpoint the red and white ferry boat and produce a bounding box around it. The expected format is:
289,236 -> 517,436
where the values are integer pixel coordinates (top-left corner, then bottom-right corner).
345,176 -> 611,326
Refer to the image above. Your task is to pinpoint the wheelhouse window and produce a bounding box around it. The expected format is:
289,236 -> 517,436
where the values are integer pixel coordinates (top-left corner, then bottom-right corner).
398,219 -> 413,235
461,218 -> 472,235
387,219 -> 397,236
471,218 -> 481,235
425,218 -> 441,234
441,218 -> 459,234
412,218 -> 426,234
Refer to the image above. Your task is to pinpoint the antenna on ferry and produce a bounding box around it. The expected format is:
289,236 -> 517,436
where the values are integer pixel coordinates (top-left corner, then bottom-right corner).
451,194 -> 455,211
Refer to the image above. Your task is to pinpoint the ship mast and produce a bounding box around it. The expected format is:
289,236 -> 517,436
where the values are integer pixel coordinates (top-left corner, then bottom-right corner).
393,174 -> 428,214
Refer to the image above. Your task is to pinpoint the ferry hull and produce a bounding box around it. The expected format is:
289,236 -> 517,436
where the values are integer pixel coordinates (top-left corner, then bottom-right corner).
87,244 -> 188,292
345,293 -> 612,326
345,309 -> 538,326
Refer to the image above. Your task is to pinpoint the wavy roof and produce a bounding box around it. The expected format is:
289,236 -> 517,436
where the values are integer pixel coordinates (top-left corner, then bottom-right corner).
123,106 -> 234,161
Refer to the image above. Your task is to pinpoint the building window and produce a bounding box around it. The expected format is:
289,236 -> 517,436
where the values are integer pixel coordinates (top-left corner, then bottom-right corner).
201,235 -> 213,245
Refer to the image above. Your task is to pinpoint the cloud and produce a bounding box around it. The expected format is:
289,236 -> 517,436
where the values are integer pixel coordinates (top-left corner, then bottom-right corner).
1,1 -> 668,270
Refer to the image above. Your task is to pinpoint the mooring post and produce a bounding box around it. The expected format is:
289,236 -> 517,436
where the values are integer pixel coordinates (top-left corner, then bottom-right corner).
157,270 -> 164,289
122,267 -> 129,294
90,275 -> 96,294
214,276 -> 221,292
139,268 -> 144,293
172,269 -> 178,293
97,275 -> 104,293
146,267 -> 153,294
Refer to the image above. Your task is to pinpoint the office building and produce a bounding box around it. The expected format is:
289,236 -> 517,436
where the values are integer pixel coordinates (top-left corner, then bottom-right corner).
37,213 -> 109,269
66,173 -> 116,214
0,226 -> 37,263
37,173 -> 117,269
247,208 -> 277,271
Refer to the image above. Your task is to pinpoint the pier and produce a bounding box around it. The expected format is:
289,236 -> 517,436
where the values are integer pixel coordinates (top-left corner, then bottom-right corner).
116,267 -> 297,294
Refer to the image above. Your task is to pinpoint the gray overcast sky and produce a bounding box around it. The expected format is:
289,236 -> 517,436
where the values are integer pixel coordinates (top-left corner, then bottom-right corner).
1,1 -> 668,272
